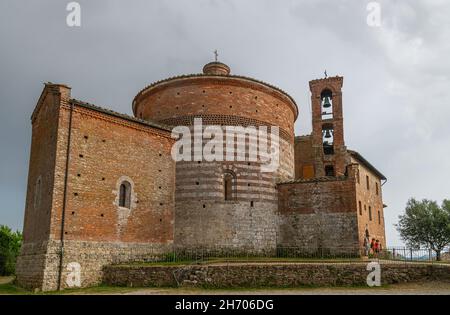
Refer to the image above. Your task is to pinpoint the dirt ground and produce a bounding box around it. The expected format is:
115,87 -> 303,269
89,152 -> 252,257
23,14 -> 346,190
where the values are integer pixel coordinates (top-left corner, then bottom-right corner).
0,277 -> 14,285
120,281 -> 450,295
2,276 -> 449,295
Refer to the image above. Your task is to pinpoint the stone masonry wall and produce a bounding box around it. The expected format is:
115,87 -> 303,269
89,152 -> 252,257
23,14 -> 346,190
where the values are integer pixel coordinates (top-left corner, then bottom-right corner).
103,263 -> 450,288
175,200 -> 279,253
277,169 -> 360,253
17,240 -> 172,291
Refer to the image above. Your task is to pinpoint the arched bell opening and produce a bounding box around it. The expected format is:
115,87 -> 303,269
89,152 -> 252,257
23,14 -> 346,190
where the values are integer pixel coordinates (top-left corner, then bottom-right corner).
320,89 -> 333,120
322,123 -> 334,155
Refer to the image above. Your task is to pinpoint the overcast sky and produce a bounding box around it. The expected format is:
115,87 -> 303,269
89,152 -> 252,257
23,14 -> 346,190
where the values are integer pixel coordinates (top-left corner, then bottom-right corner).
1,0 -> 449,246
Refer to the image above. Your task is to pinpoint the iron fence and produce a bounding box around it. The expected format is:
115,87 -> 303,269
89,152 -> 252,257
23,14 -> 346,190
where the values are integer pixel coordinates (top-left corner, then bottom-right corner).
110,246 -> 450,266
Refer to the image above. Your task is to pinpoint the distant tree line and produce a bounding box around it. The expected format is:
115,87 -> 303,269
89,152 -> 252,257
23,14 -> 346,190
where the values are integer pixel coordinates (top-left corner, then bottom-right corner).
397,198 -> 450,261
0,225 -> 23,276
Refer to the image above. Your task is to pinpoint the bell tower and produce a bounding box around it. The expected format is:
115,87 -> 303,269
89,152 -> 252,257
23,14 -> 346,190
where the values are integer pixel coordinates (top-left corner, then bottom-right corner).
309,75 -> 348,177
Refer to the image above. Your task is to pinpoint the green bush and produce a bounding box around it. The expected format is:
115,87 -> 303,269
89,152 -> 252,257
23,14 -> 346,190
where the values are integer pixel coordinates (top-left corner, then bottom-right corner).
0,225 -> 23,276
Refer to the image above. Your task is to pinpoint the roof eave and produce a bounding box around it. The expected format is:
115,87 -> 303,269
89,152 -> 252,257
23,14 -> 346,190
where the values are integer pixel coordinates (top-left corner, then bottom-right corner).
132,73 -> 299,119
348,149 -> 387,181
69,99 -> 173,133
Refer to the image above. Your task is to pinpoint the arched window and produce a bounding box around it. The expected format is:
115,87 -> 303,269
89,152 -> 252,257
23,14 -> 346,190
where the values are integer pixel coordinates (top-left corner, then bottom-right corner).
320,89 -> 333,119
119,181 -> 131,208
322,123 -> 334,155
223,171 -> 236,201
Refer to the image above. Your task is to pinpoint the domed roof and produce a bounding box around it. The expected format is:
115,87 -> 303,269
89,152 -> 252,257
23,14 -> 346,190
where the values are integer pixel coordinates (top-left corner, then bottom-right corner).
132,62 -> 299,119
202,61 -> 231,75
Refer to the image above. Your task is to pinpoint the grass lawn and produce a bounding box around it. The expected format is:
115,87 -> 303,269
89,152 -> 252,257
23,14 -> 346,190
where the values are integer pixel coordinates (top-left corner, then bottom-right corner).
0,277 -> 30,295
0,277 -> 136,295
113,256 -> 366,267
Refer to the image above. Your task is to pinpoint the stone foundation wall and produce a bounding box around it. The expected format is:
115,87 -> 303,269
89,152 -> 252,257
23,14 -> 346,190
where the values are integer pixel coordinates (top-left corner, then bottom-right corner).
15,242 -> 48,290
277,212 -> 359,254
277,176 -> 359,251
103,263 -> 450,288
175,201 -> 279,253
16,240 -> 173,291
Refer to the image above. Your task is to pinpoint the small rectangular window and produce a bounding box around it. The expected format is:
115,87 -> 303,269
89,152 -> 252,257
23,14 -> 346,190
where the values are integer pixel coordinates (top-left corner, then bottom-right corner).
302,165 -> 315,179
376,182 -> 379,195
358,201 -> 362,216
366,175 -> 370,190
369,206 -> 372,221
325,165 -> 335,177
378,210 -> 381,224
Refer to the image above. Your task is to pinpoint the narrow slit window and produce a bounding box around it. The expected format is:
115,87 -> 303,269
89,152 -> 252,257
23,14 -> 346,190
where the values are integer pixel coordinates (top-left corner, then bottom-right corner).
34,177 -> 42,210
224,172 -> 236,201
119,181 -> 131,208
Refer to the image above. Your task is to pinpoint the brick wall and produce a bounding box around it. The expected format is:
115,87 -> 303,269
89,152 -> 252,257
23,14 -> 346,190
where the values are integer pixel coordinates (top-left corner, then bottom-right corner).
353,158 -> 387,249
309,76 -> 348,177
51,104 -> 175,243
17,70 -> 388,291
294,135 -> 315,179
17,84 -> 176,291
16,85 -> 69,289
21,85 -> 74,244
133,76 -> 298,140
133,73 -> 297,252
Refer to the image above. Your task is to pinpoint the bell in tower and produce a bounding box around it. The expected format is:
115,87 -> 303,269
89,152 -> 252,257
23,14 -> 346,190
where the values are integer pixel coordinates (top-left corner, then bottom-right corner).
309,75 -> 345,176
322,96 -> 332,108
323,129 -> 332,139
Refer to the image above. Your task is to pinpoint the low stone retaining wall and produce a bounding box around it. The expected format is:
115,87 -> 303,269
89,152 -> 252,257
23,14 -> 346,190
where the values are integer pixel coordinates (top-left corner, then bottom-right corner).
16,240 -> 172,291
103,262 -> 450,288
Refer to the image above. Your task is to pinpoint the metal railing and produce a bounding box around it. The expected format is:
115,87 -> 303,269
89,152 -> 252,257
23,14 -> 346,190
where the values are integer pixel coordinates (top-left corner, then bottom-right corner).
110,246 -> 450,266
380,247 -> 449,263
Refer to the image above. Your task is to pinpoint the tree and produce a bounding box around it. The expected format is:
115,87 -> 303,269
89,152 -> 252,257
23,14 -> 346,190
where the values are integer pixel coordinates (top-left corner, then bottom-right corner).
0,225 -> 23,276
397,198 -> 450,261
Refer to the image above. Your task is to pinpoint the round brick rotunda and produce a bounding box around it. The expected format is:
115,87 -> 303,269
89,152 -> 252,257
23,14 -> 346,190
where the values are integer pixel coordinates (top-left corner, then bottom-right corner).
132,61 -> 298,252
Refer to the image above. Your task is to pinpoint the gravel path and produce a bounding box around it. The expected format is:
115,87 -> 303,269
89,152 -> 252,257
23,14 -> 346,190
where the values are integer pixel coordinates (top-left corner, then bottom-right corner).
120,281 -> 450,295
0,277 -> 14,285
